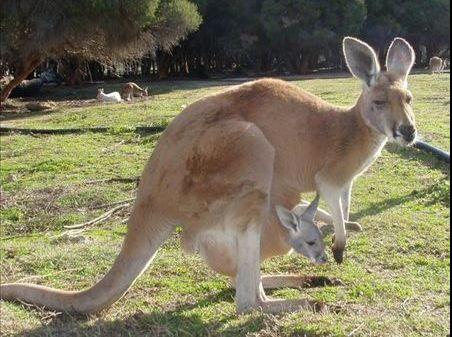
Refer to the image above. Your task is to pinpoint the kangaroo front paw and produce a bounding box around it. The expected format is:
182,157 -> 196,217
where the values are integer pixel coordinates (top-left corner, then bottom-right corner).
331,238 -> 345,264
332,246 -> 344,264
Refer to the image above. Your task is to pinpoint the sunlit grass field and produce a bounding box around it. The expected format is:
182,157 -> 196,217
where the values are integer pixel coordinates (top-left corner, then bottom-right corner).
0,73 -> 449,337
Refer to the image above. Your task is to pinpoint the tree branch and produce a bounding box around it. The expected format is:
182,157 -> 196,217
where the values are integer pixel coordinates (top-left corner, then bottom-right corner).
0,56 -> 42,103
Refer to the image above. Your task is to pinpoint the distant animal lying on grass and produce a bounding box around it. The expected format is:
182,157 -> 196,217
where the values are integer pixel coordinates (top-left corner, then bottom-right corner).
97,88 -> 122,103
0,37 -> 418,315
121,82 -> 148,101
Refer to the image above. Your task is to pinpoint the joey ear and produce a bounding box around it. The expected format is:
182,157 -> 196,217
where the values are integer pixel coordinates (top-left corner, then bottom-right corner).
276,205 -> 299,232
301,194 -> 320,223
386,38 -> 415,82
343,37 -> 380,87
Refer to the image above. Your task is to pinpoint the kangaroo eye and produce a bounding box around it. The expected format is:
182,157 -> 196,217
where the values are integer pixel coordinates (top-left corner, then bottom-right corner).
406,95 -> 413,104
306,241 -> 316,246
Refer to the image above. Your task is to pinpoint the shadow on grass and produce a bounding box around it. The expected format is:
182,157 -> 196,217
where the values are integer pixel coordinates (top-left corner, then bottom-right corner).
352,182 -> 450,221
351,191 -> 418,221
386,143 -> 450,175
15,288 -> 324,337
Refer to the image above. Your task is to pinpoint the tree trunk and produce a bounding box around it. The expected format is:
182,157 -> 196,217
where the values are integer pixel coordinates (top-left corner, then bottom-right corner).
0,57 -> 41,103
308,53 -> 319,71
157,52 -> 171,80
299,52 -> 311,75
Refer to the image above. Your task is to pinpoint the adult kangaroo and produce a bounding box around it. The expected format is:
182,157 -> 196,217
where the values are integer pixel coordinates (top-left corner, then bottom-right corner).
0,37 -> 417,314
429,56 -> 445,74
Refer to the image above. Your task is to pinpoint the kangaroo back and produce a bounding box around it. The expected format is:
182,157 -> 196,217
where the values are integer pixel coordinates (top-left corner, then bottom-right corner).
130,82 -> 143,90
0,202 -> 174,313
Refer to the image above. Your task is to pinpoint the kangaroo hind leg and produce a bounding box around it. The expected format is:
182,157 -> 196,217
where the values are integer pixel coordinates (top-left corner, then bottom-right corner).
235,208 -> 326,314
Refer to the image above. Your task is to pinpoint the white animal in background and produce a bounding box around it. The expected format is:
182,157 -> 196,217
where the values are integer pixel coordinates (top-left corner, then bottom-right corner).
97,88 -> 122,103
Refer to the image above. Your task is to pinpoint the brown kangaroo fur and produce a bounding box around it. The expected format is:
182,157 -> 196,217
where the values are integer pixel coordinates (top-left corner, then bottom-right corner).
0,37 -> 417,314
121,82 -> 149,101
429,57 -> 445,74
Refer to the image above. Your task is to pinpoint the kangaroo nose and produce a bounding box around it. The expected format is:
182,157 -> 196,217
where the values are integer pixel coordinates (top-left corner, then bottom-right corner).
399,125 -> 416,142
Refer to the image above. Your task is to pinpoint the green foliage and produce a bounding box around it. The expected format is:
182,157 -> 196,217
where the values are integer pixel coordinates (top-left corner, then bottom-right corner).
364,0 -> 450,61
260,0 -> 366,71
0,0 -> 201,65
159,0 -> 449,77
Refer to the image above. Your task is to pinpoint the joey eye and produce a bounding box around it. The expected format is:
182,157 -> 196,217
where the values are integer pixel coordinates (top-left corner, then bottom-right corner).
306,241 -> 316,246
373,100 -> 387,107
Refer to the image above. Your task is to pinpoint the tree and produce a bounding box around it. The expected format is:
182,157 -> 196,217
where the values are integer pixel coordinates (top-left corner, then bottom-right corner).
362,0 -> 402,63
261,0 -> 366,73
0,0 -> 201,101
363,0 -> 450,65
401,0 -> 450,61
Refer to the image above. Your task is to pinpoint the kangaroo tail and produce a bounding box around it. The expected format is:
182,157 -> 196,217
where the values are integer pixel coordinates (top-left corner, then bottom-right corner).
0,202 -> 174,313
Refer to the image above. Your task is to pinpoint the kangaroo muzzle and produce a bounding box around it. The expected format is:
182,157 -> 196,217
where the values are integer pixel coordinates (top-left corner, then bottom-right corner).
398,124 -> 417,143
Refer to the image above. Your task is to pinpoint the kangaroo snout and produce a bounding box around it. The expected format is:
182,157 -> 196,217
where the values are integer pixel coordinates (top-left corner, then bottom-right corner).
398,124 -> 417,143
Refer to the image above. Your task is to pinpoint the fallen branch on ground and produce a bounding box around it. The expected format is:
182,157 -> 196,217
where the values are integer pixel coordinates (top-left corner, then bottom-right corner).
84,177 -> 140,185
63,203 -> 131,230
91,198 -> 135,209
0,125 -> 166,135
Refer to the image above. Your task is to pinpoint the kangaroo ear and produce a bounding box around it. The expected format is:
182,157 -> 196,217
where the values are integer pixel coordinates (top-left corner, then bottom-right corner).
301,194 -> 320,223
386,38 -> 415,83
276,206 -> 299,232
343,37 -> 380,87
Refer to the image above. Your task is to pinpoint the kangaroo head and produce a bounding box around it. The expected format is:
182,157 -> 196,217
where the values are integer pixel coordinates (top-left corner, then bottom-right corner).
143,87 -> 149,96
276,195 -> 327,264
343,37 -> 417,146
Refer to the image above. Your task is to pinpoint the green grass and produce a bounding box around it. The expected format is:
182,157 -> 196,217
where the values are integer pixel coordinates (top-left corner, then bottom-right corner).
0,74 -> 450,337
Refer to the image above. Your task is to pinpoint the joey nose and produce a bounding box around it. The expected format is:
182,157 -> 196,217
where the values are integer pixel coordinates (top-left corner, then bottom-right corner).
399,125 -> 416,142
318,255 -> 328,265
